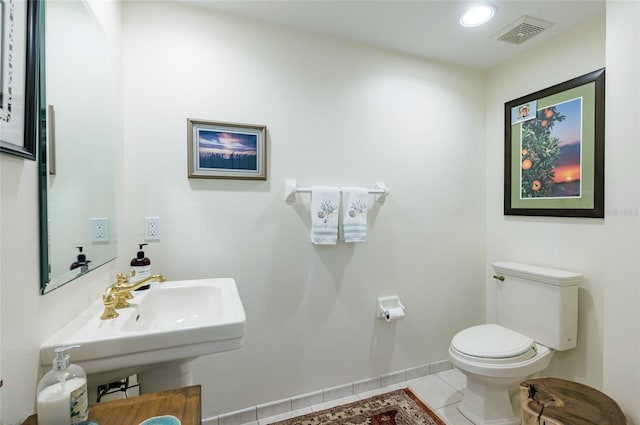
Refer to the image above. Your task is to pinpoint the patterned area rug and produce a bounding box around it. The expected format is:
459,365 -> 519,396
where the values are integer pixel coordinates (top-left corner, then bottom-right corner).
270,389 -> 446,425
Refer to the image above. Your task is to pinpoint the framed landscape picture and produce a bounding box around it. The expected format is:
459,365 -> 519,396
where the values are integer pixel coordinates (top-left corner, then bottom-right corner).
504,69 -> 605,218
187,118 -> 267,180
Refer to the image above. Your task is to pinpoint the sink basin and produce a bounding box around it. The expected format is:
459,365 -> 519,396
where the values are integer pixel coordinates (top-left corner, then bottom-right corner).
122,283 -> 231,332
40,278 -> 246,392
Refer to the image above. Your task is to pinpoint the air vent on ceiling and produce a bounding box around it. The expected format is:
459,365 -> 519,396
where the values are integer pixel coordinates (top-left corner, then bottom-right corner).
495,15 -> 554,45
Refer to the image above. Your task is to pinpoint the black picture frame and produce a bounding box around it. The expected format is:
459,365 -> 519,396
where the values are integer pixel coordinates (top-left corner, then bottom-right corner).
504,69 -> 605,218
0,0 -> 40,160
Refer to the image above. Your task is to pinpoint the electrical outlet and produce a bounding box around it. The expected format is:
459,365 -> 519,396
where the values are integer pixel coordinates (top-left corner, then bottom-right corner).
91,218 -> 109,242
145,217 -> 160,240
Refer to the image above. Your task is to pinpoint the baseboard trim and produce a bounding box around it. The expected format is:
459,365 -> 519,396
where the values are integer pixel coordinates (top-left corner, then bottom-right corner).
204,359 -> 451,425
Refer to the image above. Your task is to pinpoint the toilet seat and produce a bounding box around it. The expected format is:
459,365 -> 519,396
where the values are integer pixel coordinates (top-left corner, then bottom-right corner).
451,324 -> 536,363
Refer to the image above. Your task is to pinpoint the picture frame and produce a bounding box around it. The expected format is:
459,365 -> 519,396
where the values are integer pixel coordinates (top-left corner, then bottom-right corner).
504,68 -> 605,218
187,118 -> 267,180
0,0 -> 40,160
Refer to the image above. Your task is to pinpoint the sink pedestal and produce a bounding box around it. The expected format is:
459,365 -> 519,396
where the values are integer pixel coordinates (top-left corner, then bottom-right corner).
138,360 -> 194,394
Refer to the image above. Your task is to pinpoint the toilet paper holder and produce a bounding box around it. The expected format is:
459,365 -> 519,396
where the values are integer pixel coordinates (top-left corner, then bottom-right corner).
376,296 -> 405,321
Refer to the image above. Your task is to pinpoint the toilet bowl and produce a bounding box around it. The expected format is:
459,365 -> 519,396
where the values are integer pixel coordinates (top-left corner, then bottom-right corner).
449,262 -> 581,425
449,324 -> 554,425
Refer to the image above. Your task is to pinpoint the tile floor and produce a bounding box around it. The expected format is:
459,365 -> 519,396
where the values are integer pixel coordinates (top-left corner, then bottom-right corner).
257,368 -> 473,425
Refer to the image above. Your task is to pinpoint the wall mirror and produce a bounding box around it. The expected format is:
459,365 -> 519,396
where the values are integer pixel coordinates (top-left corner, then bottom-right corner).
39,0 -> 118,294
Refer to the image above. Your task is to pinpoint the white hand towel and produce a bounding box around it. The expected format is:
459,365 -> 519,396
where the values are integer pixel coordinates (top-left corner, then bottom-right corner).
341,187 -> 368,243
310,186 -> 340,245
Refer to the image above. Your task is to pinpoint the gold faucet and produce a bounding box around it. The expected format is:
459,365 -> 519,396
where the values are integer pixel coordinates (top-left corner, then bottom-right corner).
101,286 -> 119,320
100,273 -> 166,320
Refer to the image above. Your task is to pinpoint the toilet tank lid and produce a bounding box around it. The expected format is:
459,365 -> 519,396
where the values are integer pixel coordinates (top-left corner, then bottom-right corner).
451,324 -> 534,358
492,262 -> 582,286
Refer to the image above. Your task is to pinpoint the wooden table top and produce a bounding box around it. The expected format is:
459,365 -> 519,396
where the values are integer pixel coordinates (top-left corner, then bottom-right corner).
520,378 -> 627,425
24,385 -> 201,425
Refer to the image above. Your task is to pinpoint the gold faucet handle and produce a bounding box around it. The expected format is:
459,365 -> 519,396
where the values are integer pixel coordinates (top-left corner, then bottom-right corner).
114,295 -> 132,309
101,287 -> 119,320
115,272 -> 129,285
103,286 -> 115,302
113,273 -> 134,294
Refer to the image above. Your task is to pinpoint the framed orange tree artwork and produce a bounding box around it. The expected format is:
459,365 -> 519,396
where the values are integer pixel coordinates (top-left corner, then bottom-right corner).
504,69 -> 605,218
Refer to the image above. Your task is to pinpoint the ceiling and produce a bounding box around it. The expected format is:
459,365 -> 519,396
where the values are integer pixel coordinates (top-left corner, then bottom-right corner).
186,0 -> 605,70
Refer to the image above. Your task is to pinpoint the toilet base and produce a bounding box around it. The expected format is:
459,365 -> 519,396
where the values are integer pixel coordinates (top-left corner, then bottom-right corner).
456,372 -> 520,425
458,404 -> 519,425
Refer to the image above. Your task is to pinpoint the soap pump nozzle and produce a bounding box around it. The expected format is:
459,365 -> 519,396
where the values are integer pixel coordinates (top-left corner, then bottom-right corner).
136,243 -> 148,259
53,345 -> 80,371
76,247 -> 86,263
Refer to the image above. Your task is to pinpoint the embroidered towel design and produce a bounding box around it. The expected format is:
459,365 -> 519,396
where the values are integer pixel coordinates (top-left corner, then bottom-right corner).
310,186 -> 340,245
342,187 -> 368,242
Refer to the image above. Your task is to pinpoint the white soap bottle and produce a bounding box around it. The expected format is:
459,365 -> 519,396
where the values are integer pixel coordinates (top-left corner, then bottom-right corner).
36,345 -> 89,425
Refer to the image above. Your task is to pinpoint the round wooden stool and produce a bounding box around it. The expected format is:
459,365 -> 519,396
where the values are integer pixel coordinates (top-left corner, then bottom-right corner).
520,377 -> 627,425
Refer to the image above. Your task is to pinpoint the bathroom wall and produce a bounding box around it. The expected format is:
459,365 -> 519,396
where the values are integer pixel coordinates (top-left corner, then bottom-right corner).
1,156 -> 117,424
485,3 -> 640,423
601,1 -> 639,422
485,13 -> 606,382
119,1 -> 486,417
0,156 -> 40,424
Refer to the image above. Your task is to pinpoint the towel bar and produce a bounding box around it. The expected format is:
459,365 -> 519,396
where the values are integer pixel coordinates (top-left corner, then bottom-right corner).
284,180 -> 388,203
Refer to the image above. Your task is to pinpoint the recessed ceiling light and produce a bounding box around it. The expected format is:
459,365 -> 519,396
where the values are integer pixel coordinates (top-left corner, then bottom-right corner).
460,4 -> 496,27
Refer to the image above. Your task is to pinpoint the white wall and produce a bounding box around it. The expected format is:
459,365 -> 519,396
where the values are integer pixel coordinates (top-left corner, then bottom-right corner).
485,14 -> 607,384
602,1 -> 640,423
120,1 -> 485,417
0,156 -> 40,424
485,4 -> 640,423
0,154 -> 118,424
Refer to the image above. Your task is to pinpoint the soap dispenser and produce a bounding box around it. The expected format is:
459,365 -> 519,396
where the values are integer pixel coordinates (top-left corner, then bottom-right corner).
70,247 -> 91,273
36,345 -> 89,425
130,243 -> 152,290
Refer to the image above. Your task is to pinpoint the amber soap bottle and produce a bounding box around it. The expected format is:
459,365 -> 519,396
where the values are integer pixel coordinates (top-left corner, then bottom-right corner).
130,243 -> 151,290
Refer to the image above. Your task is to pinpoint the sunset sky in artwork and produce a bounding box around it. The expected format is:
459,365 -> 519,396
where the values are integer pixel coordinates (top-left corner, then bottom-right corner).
198,130 -> 257,156
547,98 -> 582,183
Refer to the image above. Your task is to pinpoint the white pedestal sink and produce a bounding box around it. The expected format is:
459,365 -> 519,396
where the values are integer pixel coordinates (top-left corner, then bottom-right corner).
40,278 -> 246,400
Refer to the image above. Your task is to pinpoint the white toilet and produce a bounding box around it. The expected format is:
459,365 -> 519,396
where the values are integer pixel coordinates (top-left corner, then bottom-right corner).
449,262 -> 581,425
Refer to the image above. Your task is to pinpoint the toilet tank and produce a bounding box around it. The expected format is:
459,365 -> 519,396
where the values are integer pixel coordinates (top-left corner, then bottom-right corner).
492,262 -> 582,351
